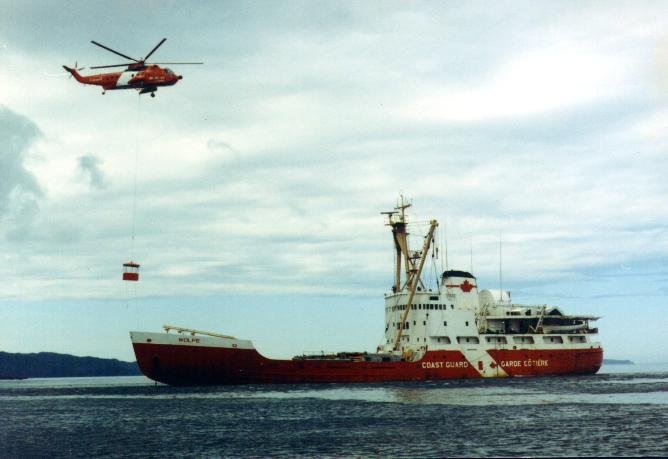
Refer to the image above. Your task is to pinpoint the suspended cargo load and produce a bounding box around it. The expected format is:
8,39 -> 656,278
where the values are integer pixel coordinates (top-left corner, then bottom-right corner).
122,261 -> 140,281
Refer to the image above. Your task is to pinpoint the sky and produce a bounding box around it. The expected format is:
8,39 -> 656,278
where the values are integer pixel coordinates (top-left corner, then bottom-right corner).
1,1 -> 667,363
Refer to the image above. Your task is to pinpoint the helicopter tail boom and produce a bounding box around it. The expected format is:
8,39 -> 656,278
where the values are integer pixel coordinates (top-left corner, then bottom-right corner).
63,65 -> 87,83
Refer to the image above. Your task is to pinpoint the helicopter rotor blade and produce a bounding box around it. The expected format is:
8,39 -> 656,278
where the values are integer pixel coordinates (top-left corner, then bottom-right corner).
150,62 -> 204,65
89,63 -> 134,69
143,38 -> 167,62
91,40 -> 139,62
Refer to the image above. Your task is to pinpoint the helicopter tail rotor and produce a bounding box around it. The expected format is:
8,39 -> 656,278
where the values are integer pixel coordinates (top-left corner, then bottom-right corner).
62,64 -> 86,83
64,61 -> 85,78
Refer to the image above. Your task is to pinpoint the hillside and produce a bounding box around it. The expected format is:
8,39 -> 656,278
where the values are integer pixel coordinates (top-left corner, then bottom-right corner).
0,351 -> 141,379
603,359 -> 634,365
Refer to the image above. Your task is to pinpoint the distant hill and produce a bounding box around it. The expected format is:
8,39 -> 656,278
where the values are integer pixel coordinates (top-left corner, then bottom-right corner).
0,352 -> 141,379
603,359 -> 634,365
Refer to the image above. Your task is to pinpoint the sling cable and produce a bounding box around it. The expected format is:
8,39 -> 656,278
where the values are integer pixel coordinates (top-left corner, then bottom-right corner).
123,94 -> 142,282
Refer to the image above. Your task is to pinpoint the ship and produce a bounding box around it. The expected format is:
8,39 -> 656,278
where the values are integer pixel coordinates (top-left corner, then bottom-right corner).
130,198 -> 603,385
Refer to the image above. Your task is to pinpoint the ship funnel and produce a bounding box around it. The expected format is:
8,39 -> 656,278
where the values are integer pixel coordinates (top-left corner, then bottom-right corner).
441,270 -> 478,309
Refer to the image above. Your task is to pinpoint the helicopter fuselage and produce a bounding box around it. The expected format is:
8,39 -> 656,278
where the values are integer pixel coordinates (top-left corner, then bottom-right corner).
64,64 -> 182,94
64,38 -> 200,96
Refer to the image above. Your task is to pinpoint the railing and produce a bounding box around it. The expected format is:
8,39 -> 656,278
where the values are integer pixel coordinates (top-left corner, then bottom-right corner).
163,324 -> 236,339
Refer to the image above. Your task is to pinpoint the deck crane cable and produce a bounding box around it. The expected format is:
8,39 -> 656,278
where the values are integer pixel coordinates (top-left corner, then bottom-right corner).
430,231 -> 440,292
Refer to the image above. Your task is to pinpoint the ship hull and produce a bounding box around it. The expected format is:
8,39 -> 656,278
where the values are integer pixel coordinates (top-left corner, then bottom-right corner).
131,332 -> 603,386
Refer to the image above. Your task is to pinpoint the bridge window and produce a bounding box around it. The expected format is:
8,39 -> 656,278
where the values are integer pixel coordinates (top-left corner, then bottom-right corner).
543,336 -> 564,344
486,336 -> 507,344
512,336 -> 535,344
456,336 -> 480,344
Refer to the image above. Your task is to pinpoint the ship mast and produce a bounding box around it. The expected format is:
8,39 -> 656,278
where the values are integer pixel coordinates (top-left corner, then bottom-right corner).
381,195 -> 412,293
382,196 -> 438,352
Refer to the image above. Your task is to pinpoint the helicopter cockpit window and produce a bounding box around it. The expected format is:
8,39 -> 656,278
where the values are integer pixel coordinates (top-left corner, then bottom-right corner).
165,68 -> 174,75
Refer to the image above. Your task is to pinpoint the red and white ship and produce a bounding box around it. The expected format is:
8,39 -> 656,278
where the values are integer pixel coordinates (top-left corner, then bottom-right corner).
130,199 -> 603,385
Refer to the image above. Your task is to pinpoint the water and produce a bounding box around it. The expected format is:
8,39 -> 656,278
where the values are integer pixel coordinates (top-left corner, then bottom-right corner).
2,364 -> 667,457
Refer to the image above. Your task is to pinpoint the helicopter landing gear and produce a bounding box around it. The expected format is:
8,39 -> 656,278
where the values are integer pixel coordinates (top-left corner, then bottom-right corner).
150,92 -> 155,98
102,90 -> 106,95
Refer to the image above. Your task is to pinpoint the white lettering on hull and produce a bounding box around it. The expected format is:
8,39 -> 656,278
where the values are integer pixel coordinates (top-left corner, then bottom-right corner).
500,359 -> 549,367
178,337 -> 200,344
421,361 -> 469,369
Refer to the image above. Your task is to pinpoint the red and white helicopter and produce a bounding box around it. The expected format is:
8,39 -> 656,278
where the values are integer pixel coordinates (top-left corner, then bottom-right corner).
63,38 -> 202,97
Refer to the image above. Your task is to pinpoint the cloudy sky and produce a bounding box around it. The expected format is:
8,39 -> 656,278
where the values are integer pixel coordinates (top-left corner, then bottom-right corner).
1,1 -> 667,363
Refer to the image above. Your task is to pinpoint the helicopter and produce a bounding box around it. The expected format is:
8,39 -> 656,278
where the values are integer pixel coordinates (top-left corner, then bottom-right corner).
63,38 -> 202,97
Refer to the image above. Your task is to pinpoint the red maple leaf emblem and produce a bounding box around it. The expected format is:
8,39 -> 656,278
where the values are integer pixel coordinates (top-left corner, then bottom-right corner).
460,279 -> 476,293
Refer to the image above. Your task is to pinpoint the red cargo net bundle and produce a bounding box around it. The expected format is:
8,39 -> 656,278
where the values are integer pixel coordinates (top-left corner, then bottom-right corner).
122,261 -> 140,281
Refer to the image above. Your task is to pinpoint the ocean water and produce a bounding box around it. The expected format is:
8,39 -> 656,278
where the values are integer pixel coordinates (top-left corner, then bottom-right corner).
1,364 -> 667,458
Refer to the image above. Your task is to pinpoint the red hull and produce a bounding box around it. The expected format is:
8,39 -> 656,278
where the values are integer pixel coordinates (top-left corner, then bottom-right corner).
132,342 -> 603,385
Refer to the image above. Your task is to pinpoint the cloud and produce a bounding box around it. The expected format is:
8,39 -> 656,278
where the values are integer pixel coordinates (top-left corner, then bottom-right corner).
206,138 -> 238,164
1,3 -> 668,363
0,106 -> 43,239
77,154 -> 108,189
0,3 -> 667,303
400,45 -> 630,123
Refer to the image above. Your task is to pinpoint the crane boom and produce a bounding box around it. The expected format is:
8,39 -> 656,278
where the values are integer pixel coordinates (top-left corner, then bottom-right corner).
393,219 -> 438,352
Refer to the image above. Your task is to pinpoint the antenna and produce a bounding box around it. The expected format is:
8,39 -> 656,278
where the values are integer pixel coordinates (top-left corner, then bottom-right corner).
499,230 -> 503,302
443,215 -> 449,270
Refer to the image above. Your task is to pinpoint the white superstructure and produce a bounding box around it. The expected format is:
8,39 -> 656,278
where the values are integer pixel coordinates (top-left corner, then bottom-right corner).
378,197 -> 601,362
